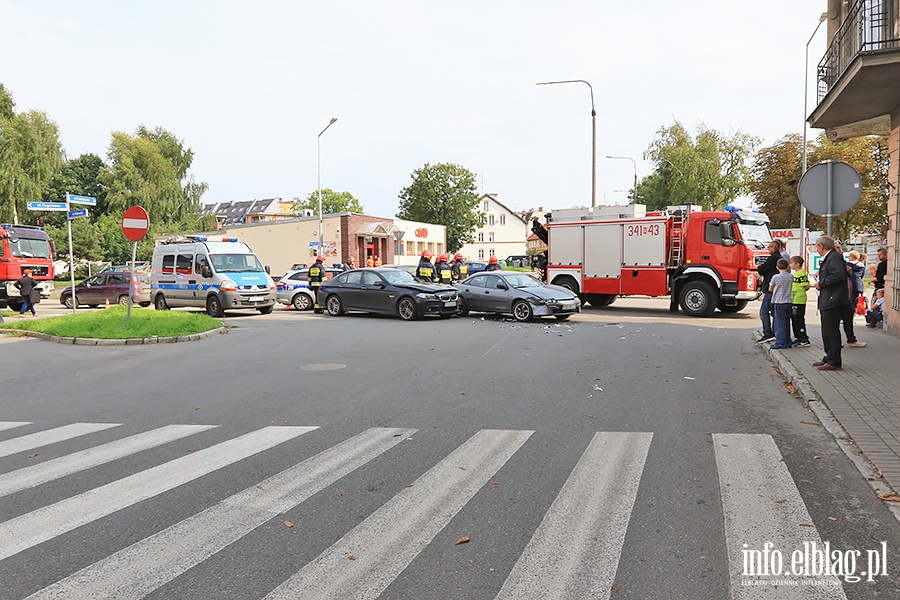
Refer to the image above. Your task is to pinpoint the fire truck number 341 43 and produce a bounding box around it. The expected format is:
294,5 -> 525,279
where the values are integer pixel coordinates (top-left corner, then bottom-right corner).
626,224 -> 661,237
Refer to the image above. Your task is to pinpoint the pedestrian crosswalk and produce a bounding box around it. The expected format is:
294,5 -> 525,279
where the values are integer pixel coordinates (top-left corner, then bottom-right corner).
0,420 -> 850,599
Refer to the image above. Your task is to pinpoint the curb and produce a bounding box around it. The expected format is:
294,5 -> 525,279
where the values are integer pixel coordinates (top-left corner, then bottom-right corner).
2,327 -> 227,345
755,332 -> 900,523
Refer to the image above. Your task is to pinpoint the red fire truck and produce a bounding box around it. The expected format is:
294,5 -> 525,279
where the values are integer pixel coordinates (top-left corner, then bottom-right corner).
0,224 -> 56,310
532,204 -> 772,317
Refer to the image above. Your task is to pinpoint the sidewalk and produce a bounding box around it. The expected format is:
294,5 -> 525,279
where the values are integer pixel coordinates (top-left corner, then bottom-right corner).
761,319 -> 900,492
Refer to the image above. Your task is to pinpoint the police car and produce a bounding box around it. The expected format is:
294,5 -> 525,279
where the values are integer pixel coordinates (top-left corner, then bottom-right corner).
276,266 -> 343,310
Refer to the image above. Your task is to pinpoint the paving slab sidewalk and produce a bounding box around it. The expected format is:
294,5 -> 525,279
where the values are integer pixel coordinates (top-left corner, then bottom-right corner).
761,319 -> 900,493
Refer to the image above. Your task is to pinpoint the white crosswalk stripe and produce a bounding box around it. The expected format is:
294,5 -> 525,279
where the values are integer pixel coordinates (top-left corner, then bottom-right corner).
496,431 -> 653,600
0,421 -> 33,433
0,425 -> 316,561
714,434 -> 848,599
0,422 -> 850,600
0,422 -> 122,459
28,427 -> 415,600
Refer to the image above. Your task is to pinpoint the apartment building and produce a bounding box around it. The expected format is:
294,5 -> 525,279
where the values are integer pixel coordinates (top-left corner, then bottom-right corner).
809,0 -> 900,335
457,194 -> 527,261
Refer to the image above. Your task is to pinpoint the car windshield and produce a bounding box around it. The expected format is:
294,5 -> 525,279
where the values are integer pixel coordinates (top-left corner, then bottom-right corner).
9,237 -> 52,259
380,269 -> 415,285
502,273 -> 542,288
736,223 -> 772,249
209,253 -> 265,273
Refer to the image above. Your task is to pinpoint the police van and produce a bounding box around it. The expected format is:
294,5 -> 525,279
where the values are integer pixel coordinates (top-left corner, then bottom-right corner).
151,235 -> 276,317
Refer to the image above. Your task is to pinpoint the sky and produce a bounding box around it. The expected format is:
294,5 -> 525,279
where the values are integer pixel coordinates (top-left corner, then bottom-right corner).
1,0 -> 826,218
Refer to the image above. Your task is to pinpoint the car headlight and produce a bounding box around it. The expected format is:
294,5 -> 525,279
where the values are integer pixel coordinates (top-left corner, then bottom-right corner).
220,279 -> 237,292
527,297 -> 546,305
415,292 -> 436,299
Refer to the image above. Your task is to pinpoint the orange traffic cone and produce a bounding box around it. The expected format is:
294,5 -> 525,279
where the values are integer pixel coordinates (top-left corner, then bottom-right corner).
105,298 -> 110,309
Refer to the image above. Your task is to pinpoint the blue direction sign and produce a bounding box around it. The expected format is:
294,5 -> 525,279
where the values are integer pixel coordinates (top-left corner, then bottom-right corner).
66,194 -> 97,206
26,201 -> 68,212
68,208 -> 89,220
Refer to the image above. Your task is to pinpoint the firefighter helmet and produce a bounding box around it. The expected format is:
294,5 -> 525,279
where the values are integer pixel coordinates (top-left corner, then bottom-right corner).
316,255 -> 324,261
437,254 -> 448,263
421,250 -> 432,259
454,253 -> 463,261
489,256 -> 499,264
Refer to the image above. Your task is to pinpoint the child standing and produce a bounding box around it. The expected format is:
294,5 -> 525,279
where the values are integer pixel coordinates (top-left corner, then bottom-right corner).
768,258 -> 794,350
790,256 -> 811,347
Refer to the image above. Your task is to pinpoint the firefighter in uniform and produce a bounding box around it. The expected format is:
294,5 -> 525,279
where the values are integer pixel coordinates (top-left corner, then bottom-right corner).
451,253 -> 467,282
416,250 -> 435,283
484,255 -> 502,271
434,254 -> 453,285
309,255 -> 325,313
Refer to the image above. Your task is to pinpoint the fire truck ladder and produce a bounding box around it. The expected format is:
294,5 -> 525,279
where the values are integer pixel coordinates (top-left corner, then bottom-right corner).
668,212 -> 685,267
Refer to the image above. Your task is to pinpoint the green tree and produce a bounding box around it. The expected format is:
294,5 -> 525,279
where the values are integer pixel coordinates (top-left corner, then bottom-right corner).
396,163 -> 483,253
293,189 -> 363,215
0,85 -> 64,224
639,121 -> 759,211
751,133 -> 889,241
100,126 -> 215,259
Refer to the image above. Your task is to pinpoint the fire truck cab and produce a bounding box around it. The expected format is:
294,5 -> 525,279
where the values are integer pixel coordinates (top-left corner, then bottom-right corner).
535,204 -> 772,317
0,224 -> 55,310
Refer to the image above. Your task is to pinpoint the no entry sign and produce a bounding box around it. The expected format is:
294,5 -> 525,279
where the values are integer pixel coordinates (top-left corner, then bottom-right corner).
122,206 -> 150,241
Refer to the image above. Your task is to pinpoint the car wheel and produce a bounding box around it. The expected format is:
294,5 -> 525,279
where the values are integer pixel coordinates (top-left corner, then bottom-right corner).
326,295 -> 344,316
206,295 -> 225,318
257,304 -> 274,314
63,295 -> 76,310
154,294 -> 169,311
292,293 -> 312,311
397,297 -> 418,321
512,299 -> 533,322
117,295 -> 130,306
679,281 -> 717,317
555,314 -> 570,321
456,296 -> 470,317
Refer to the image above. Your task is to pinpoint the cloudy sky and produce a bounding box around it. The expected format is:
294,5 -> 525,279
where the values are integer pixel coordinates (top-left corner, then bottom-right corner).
1,0 -> 824,217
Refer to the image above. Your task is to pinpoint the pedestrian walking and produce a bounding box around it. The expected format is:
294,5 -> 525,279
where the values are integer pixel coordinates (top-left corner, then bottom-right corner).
757,241 -> 781,344
812,236 -> 848,371
14,268 -> 39,317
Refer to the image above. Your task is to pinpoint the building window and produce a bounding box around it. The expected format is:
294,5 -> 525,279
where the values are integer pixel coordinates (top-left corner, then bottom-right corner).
478,249 -> 484,260
489,232 -> 495,242
483,201 -> 489,212
478,232 -> 484,242
488,215 -> 495,226
500,214 -> 506,225
489,249 -> 495,257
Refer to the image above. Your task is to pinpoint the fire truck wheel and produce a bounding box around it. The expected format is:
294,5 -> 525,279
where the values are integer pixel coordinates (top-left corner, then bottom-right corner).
586,294 -> 616,307
679,281 -> 717,317
717,299 -> 749,313
512,300 -> 534,322
552,276 -> 579,295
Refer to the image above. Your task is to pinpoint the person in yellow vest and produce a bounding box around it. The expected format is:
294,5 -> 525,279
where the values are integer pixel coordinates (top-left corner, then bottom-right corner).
434,254 -> 452,285
451,253 -> 468,281
308,255 -> 325,314
416,250 -> 435,283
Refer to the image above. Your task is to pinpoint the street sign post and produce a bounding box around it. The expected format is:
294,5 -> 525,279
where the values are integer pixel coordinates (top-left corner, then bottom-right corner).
121,206 -> 150,321
68,209 -> 88,220
797,160 -> 862,237
66,194 -> 97,206
26,202 -> 68,212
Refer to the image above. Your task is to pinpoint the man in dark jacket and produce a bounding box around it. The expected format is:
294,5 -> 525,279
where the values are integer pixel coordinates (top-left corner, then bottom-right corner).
416,251 -> 435,283
308,256 -> 325,314
813,236 -> 849,371
14,268 -> 39,317
756,241 -> 781,343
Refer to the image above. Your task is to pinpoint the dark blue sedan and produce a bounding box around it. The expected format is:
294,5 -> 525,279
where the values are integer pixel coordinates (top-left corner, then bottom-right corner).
319,268 -> 458,320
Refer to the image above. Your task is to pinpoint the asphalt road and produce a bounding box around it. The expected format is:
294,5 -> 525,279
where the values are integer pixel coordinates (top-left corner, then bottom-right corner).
1,299 -> 899,599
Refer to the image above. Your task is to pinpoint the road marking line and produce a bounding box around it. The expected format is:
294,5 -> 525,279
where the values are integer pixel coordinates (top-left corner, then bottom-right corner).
27,427 -> 414,600
0,425 -> 217,499
265,428 -> 533,600
496,431 -> 653,600
0,422 -> 33,433
0,423 -> 122,459
0,426 -> 315,561
714,433 -> 847,599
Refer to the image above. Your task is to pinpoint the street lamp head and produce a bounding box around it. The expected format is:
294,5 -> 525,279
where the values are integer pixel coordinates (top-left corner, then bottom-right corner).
329,117 -> 338,124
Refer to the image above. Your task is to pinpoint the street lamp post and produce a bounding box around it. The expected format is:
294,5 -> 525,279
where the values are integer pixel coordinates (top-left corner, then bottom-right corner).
537,80 -> 597,207
317,117 -> 338,261
801,13 -> 828,257
606,155 -> 637,205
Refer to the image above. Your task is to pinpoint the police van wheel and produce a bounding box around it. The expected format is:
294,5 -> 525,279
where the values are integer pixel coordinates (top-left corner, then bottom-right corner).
206,295 -> 225,318
154,294 -> 169,311
397,297 -> 418,321
257,305 -> 274,315
292,293 -> 312,311
326,295 -> 344,316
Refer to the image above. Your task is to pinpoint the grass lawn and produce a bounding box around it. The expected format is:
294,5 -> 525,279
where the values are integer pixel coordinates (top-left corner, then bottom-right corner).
0,306 -> 222,339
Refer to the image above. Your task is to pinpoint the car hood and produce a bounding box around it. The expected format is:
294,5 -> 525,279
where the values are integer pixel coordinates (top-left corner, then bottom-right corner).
393,283 -> 453,294
517,285 -> 577,301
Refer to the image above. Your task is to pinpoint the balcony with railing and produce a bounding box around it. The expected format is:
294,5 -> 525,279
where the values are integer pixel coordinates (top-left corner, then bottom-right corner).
810,0 -> 900,130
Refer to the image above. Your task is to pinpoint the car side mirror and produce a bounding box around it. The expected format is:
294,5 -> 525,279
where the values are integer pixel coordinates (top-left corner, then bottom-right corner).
201,265 -> 212,278
265,265 -> 271,274
497,282 -> 508,290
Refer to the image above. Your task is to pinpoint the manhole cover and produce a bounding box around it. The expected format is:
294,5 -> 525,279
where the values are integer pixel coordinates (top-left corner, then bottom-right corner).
300,363 -> 347,371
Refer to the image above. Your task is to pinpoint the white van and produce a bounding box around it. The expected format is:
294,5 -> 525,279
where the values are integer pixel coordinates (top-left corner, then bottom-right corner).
151,236 -> 276,317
